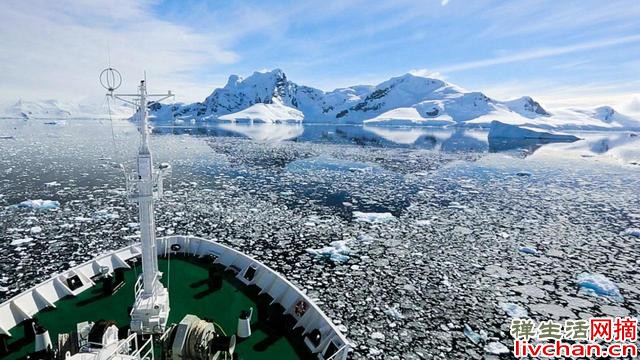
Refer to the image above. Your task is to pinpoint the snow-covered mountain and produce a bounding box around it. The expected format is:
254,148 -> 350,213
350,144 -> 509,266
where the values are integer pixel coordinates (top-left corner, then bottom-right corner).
5,70 -> 638,130
0,99 -> 128,119
149,69 -> 639,130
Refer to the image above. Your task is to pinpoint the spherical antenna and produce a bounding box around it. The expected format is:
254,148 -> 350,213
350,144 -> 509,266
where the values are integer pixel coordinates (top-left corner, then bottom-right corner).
100,67 -> 122,92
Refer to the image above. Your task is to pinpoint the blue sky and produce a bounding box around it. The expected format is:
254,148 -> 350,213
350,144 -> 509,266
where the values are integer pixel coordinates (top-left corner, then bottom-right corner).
1,0 -> 639,110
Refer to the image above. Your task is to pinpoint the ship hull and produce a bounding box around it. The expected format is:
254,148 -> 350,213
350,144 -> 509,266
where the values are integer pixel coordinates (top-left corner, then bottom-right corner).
0,236 -> 350,360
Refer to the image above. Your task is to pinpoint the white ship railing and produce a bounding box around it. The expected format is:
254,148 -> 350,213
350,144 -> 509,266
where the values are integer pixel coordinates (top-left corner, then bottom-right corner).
0,236 -> 352,360
158,236 -> 352,360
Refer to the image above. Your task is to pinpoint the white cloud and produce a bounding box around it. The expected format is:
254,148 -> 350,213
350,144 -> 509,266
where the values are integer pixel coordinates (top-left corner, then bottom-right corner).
441,0 -> 450,6
436,34 -> 640,73
0,0 -> 238,103
409,69 -> 445,80
483,79 -> 640,110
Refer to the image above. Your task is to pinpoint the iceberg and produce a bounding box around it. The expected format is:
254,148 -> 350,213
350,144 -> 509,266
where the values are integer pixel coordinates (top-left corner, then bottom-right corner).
488,121 -> 580,141
11,199 -> 60,210
576,273 -> 624,302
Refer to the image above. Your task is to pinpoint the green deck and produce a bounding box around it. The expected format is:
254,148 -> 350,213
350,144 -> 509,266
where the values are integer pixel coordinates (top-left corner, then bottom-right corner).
4,257 -> 310,359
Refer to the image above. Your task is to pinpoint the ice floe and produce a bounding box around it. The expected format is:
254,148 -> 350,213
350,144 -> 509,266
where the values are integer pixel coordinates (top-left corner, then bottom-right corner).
485,342 -> 509,355
353,211 -> 395,223
499,302 -> 528,317
29,226 -> 42,234
463,324 -> 483,344
576,273 -> 624,302
305,240 -> 351,263
93,209 -> 120,220
10,199 -> 60,210
620,228 -> 640,238
10,237 -> 33,246
518,246 -> 538,255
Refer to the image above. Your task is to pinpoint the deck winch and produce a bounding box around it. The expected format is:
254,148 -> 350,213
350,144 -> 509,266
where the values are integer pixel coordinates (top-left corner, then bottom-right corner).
162,314 -> 236,360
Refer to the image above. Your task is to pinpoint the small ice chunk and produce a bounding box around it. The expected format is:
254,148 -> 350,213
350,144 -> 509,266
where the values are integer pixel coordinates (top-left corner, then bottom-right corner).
442,275 -> 452,288
29,226 -> 42,234
620,228 -> 640,238
11,199 -> 60,210
10,237 -> 33,246
356,234 -> 375,244
370,332 -> 385,340
306,240 -> 351,263
485,342 -> 509,355
353,211 -> 395,223
500,302 -> 528,317
93,209 -> 120,220
463,324 -> 482,344
577,273 -> 624,302
416,219 -> 431,226
383,304 -> 405,320
518,246 -> 537,255
44,181 -> 61,187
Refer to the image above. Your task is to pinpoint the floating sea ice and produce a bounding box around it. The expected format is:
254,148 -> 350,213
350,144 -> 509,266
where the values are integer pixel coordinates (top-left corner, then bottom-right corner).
485,342 -> 510,355
353,211 -> 395,223
305,240 -> 351,263
10,237 -> 33,246
463,324 -> 483,344
442,274 -> 452,288
93,209 -> 120,220
383,304 -> 405,320
499,302 -> 528,317
11,199 -> 60,210
416,219 -> 431,226
620,228 -> 640,238
577,273 -> 624,302
44,181 -> 61,187
518,246 -> 538,255
29,226 -> 42,234
356,234 -> 376,244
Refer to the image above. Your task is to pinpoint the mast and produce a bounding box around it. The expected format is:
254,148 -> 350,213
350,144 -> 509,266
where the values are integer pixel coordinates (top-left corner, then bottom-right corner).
101,69 -> 173,334
136,80 -> 159,296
